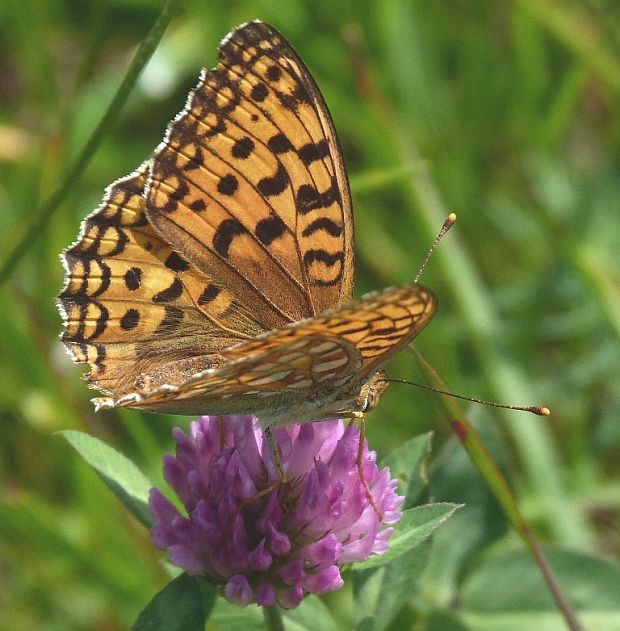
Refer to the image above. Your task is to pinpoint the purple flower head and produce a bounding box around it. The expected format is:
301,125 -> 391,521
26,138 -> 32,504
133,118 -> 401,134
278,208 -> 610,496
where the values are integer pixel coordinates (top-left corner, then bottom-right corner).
149,416 -> 403,609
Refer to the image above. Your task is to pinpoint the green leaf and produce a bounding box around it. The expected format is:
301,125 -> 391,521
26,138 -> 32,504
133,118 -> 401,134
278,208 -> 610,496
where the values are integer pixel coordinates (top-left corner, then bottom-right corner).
380,432 -> 433,507
352,539 -> 432,631
347,437 -> 456,629
414,507 -> 490,610
283,594 -> 340,630
210,598 -> 263,629
132,573 -> 215,630
460,547 -> 620,631
60,430 -> 153,528
352,503 -> 461,571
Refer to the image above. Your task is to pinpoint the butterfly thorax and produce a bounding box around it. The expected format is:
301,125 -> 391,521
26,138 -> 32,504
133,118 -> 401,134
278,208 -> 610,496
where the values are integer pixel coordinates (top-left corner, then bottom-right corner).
262,370 -> 390,427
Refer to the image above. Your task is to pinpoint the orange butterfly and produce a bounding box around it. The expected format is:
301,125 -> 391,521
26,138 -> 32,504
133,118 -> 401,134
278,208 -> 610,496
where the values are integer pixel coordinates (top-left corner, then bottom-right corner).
58,21 -> 436,427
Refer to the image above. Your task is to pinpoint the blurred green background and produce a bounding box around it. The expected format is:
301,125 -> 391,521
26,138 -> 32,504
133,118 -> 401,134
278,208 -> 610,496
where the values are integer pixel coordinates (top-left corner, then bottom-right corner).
1,1 -> 619,629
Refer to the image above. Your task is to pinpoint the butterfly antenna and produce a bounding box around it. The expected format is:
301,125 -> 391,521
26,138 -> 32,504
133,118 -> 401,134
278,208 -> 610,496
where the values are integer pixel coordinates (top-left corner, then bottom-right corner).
383,377 -> 550,416
414,213 -> 457,284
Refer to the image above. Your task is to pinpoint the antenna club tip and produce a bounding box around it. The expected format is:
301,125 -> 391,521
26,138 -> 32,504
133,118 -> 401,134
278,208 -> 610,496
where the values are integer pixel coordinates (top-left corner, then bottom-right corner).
529,406 -> 551,416
440,213 -> 457,233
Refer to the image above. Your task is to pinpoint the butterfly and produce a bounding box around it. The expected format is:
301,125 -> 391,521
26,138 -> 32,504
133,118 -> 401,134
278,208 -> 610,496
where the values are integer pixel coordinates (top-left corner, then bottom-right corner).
58,20 -> 437,427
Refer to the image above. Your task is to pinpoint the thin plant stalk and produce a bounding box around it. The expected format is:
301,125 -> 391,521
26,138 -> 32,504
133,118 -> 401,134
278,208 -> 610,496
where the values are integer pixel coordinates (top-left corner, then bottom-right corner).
0,0 -> 183,287
412,348 -> 583,631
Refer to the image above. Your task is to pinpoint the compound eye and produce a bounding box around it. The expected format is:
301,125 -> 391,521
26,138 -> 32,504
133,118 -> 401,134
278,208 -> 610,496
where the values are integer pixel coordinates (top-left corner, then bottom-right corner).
363,389 -> 378,412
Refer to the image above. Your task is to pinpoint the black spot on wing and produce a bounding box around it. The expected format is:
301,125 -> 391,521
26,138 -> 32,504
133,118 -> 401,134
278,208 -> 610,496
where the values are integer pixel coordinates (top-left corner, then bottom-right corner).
190,199 -> 207,212
257,163 -> 289,197
165,252 -> 190,272
303,250 -> 344,267
255,216 -> 287,246
267,133 -> 293,154
232,136 -> 255,159
276,84 -> 311,110
301,217 -> 342,238
124,267 -> 142,291
296,176 -> 340,214
152,277 -> 183,303
266,65 -> 281,81
198,284 -> 221,305
213,218 -> 247,257
299,139 -> 330,166
120,308 -> 140,330
218,174 -> 239,196
251,82 -> 268,102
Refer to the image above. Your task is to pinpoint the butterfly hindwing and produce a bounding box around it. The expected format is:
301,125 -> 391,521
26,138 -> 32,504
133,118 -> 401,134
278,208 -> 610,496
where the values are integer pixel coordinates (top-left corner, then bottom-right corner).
93,332 -> 363,419
94,283 -> 436,419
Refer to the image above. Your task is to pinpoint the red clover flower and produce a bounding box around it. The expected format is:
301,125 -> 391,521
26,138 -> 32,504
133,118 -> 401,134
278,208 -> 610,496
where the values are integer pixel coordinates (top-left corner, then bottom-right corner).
149,416 -> 403,609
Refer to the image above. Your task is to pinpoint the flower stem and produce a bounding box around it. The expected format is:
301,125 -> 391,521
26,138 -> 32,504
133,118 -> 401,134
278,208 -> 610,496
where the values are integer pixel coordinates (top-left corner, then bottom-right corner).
262,604 -> 285,631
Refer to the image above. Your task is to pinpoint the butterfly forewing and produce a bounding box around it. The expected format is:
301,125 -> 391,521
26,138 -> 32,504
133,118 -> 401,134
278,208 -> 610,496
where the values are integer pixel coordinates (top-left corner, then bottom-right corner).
146,21 -> 353,323
59,21 -> 355,396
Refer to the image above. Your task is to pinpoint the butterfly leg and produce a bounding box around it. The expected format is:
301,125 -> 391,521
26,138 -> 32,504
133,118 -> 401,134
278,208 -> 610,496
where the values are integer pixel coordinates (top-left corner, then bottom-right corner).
356,417 -> 384,519
236,427 -> 287,513
338,412 -> 384,520
265,427 -> 287,485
